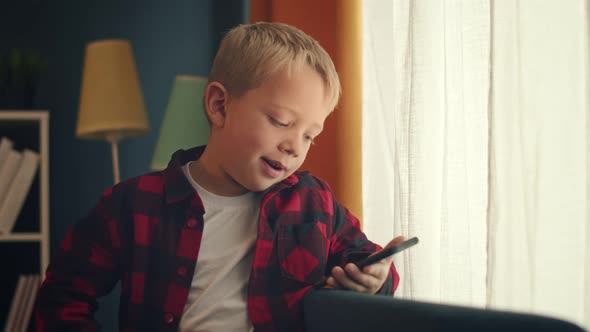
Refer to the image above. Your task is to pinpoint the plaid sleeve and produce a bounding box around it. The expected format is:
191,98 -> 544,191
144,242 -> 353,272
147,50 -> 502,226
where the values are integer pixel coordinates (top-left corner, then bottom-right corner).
326,194 -> 399,295
34,188 -> 121,331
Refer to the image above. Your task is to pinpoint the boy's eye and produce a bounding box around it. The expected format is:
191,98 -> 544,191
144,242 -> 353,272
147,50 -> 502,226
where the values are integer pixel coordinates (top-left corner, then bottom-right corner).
270,117 -> 289,127
305,135 -> 316,145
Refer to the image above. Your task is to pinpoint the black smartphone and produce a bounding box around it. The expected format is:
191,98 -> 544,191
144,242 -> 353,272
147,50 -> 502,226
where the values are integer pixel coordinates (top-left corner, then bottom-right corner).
313,236 -> 419,288
353,236 -> 419,269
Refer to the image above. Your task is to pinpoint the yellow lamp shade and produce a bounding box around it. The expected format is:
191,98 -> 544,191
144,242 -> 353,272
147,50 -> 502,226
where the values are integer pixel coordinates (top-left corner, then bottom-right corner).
77,39 -> 149,140
151,75 -> 210,170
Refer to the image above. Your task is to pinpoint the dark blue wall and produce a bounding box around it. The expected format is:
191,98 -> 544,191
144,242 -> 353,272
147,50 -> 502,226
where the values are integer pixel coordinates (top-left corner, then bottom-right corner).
2,0 -> 246,329
40,2 -> 214,328
35,0 -> 216,248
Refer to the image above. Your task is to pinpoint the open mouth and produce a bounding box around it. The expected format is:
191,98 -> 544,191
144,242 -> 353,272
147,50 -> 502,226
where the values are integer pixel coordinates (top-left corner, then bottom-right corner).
262,157 -> 284,171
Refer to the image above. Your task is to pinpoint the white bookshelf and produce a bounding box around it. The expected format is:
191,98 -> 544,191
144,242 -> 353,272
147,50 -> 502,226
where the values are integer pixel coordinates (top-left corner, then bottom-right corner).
0,110 -> 49,275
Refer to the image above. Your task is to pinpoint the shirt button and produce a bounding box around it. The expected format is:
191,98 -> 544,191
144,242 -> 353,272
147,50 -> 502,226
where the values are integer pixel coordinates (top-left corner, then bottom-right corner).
177,266 -> 187,276
186,218 -> 197,228
163,312 -> 174,324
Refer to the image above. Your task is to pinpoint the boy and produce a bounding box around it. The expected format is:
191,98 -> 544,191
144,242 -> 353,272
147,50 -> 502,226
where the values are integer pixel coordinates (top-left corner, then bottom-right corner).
35,22 -> 403,332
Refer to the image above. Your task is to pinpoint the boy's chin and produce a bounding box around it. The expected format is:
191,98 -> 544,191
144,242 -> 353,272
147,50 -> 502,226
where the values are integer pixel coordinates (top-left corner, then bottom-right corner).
248,183 -> 277,193
245,179 -> 285,193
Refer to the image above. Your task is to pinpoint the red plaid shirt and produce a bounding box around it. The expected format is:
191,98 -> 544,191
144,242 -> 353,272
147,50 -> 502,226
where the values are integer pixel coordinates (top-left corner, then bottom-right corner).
35,146 -> 399,332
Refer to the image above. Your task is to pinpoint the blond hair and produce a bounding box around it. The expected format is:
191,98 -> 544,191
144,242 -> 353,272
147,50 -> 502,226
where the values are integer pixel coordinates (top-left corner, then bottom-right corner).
209,22 -> 341,111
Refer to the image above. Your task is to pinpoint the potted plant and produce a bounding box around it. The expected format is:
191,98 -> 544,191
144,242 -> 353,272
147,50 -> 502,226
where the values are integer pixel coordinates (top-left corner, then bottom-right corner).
0,48 -> 47,109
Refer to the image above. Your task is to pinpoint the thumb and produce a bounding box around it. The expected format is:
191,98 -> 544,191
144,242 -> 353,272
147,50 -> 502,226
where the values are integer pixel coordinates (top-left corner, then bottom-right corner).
366,236 -> 407,266
384,236 -> 406,249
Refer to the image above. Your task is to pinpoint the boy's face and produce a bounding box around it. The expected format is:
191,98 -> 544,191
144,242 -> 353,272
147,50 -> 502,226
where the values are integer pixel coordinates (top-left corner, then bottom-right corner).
208,65 -> 332,195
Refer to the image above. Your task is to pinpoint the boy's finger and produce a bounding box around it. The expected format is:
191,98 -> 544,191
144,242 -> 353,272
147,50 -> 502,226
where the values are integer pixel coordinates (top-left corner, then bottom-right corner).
362,236 -> 406,266
331,266 -> 369,292
371,236 -> 407,265
362,260 -> 391,278
384,236 -> 406,249
326,276 -> 342,289
343,264 -> 382,291
328,266 -> 347,288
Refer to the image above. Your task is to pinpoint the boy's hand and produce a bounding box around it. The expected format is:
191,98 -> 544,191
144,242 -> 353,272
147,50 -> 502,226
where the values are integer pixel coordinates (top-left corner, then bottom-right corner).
326,236 -> 406,294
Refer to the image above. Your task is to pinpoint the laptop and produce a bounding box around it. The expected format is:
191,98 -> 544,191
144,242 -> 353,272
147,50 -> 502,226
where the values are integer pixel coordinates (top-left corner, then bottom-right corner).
303,289 -> 586,332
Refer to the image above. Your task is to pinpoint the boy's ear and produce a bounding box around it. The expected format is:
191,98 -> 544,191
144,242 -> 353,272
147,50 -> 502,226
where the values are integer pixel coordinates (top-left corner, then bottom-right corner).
204,82 -> 228,127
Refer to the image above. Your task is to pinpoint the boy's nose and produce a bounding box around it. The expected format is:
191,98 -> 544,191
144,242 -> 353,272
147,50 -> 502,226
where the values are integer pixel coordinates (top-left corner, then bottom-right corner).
279,139 -> 300,157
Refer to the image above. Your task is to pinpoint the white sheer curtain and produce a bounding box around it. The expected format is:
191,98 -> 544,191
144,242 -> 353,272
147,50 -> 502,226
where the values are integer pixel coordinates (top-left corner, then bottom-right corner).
488,1 -> 589,326
362,0 -> 490,306
362,0 -> 589,328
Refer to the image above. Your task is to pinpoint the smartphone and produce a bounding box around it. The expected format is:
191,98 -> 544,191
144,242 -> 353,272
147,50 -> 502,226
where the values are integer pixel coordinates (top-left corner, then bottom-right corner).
313,236 -> 419,288
354,236 -> 419,269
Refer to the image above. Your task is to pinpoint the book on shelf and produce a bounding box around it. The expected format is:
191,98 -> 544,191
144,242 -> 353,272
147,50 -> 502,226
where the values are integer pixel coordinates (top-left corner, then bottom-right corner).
16,275 -> 40,332
0,137 -> 14,167
0,149 -> 40,234
3,274 -> 40,332
0,150 -> 23,208
3,275 -> 27,332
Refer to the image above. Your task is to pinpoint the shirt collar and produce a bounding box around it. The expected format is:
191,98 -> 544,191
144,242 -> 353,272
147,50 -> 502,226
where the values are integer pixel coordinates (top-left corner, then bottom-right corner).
162,145 -> 300,204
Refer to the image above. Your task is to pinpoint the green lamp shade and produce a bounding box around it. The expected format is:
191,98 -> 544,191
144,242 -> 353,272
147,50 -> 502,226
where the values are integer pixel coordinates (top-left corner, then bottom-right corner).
151,75 -> 210,170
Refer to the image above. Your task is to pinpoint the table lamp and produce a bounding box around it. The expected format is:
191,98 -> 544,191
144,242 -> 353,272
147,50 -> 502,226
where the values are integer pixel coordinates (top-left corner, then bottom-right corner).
76,39 -> 150,184
151,75 -> 210,170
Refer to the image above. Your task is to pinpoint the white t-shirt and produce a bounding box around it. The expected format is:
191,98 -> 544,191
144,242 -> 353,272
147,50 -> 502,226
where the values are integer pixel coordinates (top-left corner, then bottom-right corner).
179,162 -> 260,332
